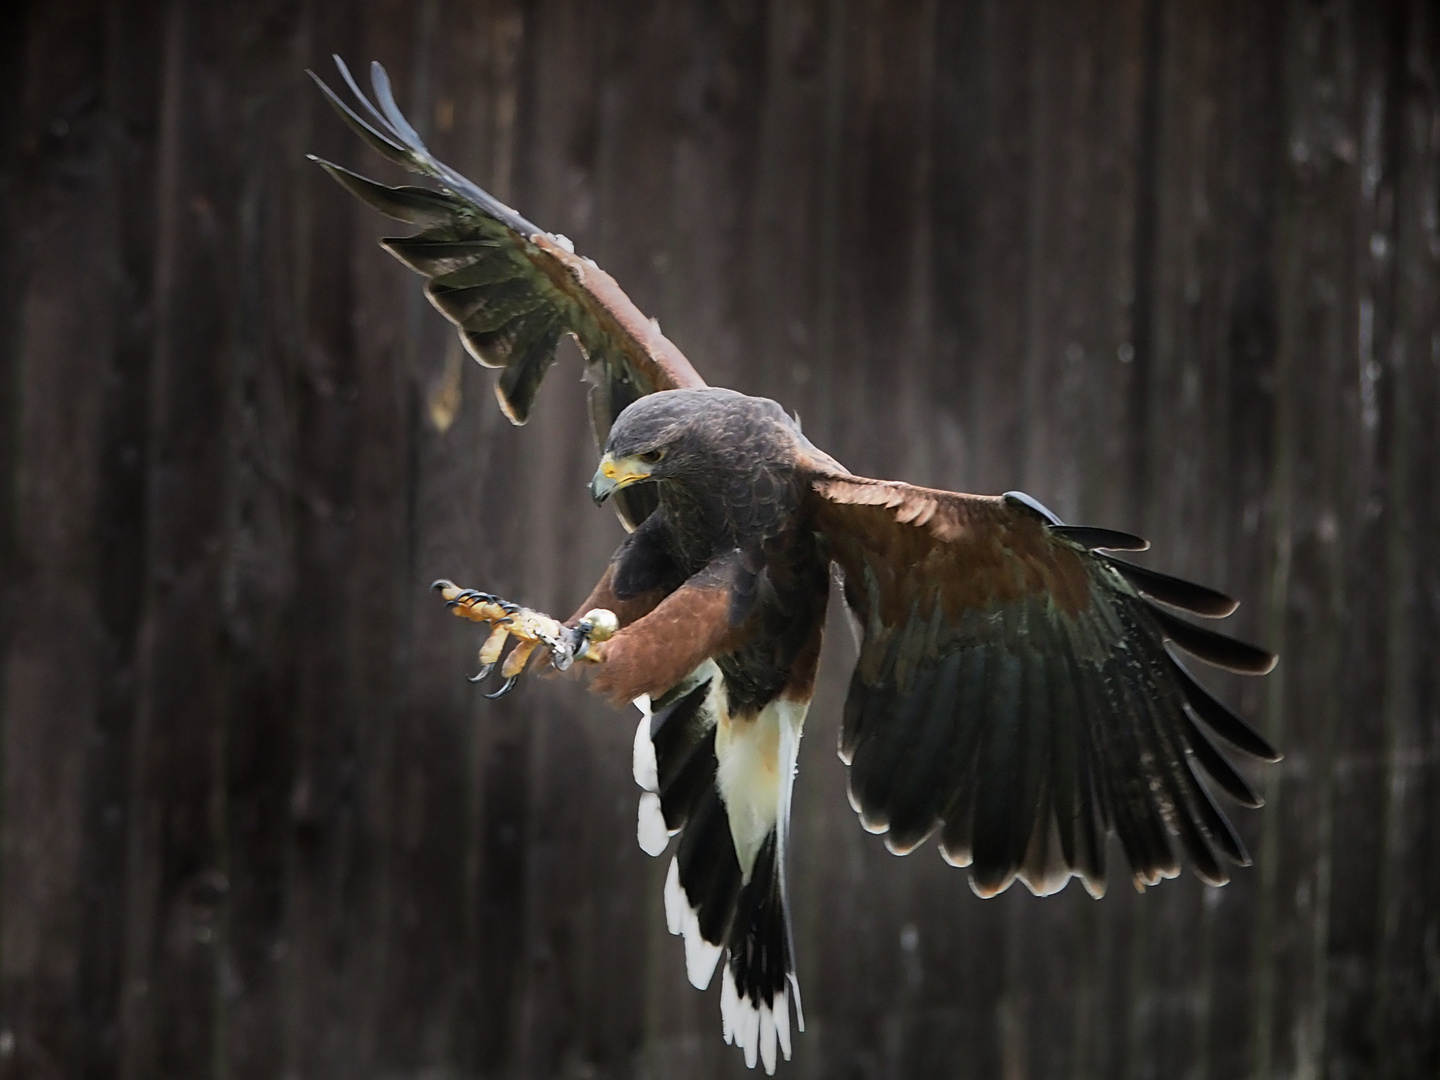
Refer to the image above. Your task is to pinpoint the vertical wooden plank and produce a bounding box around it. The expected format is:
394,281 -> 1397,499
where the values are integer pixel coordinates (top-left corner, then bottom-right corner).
283,2 -> 412,1075
1370,4 -> 1440,1076
808,0 -> 849,451
1251,3 -> 1362,1078
1124,0 -> 1165,528
741,0 -> 830,414
281,3 -> 371,1070
75,5 -> 167,1078
1197,3 -> 1288,1078
1321,4 -> 1407,1078
116,1 -> 254,1074
827,0 -> 924,484
215,4 -> 312,1078
0,0 -> 22,1053
2,2 -> 111,1076
0,9 -> 27,1070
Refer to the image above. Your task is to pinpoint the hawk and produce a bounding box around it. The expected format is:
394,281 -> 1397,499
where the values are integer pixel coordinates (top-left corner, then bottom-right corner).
310,58 -> 1279,1074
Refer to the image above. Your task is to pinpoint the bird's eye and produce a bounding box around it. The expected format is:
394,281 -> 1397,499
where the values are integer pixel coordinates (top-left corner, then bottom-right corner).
638,449 -> 665,464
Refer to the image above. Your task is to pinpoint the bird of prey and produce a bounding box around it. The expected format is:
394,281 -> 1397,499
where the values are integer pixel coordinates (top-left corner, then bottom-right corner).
310,58 -> 1279,1074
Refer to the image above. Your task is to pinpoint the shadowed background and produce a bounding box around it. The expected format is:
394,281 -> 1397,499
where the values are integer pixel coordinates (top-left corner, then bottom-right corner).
3,0 -> 1439,1077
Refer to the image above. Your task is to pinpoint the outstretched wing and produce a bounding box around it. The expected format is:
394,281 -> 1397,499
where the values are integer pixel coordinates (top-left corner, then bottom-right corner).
309,56 -> 705,529
810,474 -> 1279,898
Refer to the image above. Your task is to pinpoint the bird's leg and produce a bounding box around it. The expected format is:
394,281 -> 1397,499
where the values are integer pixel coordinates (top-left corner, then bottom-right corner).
432,580 -> 618,693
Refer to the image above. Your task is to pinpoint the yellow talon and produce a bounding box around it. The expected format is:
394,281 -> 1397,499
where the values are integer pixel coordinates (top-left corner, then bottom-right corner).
456,598 -> 509,624
434,582 -> 612,683
478,625 -> 510,667
434,580 -> 518,626
501,639 -> 539,678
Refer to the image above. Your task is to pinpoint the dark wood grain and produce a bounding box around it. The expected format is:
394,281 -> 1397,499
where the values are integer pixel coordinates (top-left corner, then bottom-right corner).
4,4 -> 113,1077
2,1 -> 1438,1077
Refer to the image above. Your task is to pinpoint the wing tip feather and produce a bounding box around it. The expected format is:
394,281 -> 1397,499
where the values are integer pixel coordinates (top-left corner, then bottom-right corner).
493,380 -> 529,425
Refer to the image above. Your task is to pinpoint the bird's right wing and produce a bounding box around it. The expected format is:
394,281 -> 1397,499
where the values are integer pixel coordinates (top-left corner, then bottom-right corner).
309,57 -> 706,530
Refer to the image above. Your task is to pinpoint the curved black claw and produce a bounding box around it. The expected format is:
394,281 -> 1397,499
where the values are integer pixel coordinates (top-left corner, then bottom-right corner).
484,675 -> 518,699
467,663 -> 495,684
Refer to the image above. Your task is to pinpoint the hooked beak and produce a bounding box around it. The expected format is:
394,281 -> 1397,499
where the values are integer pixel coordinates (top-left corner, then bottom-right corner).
589,452 -> 654,505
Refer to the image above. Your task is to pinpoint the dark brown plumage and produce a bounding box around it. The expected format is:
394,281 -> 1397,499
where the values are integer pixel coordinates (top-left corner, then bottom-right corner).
313,58 -> 1279,1075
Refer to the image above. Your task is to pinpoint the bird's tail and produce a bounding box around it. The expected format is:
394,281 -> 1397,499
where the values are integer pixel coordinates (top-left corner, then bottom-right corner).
632,667 -> 804,1074
715,832 -> 803,1073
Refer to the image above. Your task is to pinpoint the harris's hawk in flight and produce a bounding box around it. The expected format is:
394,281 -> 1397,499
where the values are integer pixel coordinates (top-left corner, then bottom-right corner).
310,58 -> 1279,1074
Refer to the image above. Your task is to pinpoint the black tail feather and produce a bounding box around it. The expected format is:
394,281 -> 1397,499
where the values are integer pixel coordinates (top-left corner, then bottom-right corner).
721,833 -> 801,1073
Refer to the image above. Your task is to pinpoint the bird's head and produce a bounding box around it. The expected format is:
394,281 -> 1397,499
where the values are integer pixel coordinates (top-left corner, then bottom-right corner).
589,388 -> 792,506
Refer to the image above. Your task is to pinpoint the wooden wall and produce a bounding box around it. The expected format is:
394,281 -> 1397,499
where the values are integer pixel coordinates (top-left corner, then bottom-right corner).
2,1 -> 1438,1077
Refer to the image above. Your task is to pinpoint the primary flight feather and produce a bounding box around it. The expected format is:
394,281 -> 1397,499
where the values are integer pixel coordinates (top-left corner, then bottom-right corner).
310,57 -> 1278,1074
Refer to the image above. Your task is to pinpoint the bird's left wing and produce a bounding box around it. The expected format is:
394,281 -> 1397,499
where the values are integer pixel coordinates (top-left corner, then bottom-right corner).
309,57 -> 705,530
809,474 -> 1279,898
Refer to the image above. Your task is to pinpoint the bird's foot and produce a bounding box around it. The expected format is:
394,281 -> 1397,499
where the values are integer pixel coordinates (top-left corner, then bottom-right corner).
432,580 -> 618,695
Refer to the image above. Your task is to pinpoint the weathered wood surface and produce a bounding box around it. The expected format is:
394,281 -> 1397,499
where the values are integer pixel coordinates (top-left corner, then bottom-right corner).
2,1 -> 1438,1077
